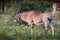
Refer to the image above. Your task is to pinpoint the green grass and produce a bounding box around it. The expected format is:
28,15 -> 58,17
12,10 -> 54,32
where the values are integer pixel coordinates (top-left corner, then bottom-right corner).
0,14 -> 60,40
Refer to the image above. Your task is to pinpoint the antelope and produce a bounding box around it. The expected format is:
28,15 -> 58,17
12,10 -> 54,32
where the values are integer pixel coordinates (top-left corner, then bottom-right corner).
14,11 -> 54,34
52,2 -> 60,16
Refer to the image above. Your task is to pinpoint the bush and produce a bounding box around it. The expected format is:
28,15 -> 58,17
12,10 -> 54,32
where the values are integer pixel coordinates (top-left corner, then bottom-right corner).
17,2 -> 52,12
4,1 -> 52,15
0,30 -> 7,40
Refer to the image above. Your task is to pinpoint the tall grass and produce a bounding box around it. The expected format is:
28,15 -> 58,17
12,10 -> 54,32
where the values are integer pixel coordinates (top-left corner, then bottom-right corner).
0,13 -> 60,40
54,11 -> 60,21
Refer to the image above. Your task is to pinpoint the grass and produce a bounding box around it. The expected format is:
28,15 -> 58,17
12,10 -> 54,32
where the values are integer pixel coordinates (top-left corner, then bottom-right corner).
0,14 -> 60,40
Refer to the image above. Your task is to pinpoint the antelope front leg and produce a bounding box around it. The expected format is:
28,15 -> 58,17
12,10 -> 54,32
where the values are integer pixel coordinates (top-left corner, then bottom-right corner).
44,21 -> 49,34
27,25 -> 33,35
45,23 -> 48,31
50,23 -> 54,35
27,22 -> 34,35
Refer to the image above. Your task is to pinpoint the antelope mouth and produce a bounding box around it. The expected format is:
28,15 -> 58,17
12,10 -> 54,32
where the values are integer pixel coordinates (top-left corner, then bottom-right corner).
14,20 -> 17,22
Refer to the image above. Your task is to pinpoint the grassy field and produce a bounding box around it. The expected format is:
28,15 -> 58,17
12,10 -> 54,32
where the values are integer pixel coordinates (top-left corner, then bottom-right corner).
0,14 -> 60,40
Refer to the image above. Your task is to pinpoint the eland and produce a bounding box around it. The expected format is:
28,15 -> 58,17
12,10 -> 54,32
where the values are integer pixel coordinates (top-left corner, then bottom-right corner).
14,11 -> 54,34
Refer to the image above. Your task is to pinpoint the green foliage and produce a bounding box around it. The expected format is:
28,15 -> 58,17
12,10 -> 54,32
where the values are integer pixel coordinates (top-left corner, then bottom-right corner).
0,14 -> 60,40
16,2 -> 52,12
1,0 -> 60,40
0,30 -> 7,40
54,11 -> 60,21
4,1 -> 52,16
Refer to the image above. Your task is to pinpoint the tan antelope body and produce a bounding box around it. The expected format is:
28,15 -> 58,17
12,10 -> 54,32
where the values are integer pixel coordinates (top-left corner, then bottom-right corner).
14,11 -> 54,34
